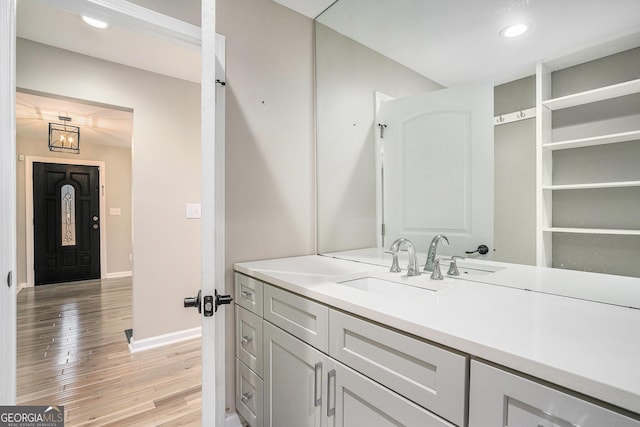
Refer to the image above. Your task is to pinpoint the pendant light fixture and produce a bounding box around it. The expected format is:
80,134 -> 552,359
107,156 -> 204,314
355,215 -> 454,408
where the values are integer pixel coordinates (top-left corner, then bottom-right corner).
48,116 -> 80,154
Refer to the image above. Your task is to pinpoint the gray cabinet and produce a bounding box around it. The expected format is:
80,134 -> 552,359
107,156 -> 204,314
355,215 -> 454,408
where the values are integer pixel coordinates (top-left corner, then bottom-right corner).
236,271 -> 640,427
263,321 -> 329,427
264,318 -> 456,427
256,279 -> 461,426
235,273 -> 265,427
469,361 -> 640,427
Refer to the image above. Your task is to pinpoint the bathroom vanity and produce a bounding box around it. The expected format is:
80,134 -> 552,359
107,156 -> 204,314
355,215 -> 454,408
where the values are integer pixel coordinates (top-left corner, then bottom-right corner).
233,253 -> 640,427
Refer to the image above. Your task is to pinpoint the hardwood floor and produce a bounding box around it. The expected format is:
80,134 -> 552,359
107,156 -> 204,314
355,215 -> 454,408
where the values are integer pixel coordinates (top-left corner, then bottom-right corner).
17,277 -> 203,426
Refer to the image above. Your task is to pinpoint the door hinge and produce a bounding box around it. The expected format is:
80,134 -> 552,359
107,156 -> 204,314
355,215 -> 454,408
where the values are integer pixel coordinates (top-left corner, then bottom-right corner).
378,123 -> 387,139
381,223 -> 386,236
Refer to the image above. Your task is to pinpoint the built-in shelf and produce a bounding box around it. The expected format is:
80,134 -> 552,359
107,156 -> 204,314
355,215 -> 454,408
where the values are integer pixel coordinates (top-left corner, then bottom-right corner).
543,130 -> 640,151
543,78 -> 640,111
544,227 -> 640,236
542,181 -> 640,191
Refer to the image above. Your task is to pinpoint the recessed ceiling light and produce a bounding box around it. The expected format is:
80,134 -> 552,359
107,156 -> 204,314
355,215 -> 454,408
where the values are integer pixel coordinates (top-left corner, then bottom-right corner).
500,23 -> 528,38
82,16 -> 109,29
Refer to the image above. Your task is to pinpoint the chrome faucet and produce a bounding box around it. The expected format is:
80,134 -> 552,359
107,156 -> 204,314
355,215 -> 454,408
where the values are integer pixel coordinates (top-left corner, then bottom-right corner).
424,234 -> 449,272
388,238 -> 421,276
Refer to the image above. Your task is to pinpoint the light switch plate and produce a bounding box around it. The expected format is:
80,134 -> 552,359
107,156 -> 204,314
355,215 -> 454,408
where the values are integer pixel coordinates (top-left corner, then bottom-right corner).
186,203 -> 202,219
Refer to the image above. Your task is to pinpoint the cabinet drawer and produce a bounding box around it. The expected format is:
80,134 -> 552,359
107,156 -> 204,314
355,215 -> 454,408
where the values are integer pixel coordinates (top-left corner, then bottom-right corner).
469,361 -> 640,427
236,305 -> 263,377
236,359 -> 263,427
263,284 -> 329,352
329,309 -> 467,426
235,272 -> 263,316
332,359 -> 456,427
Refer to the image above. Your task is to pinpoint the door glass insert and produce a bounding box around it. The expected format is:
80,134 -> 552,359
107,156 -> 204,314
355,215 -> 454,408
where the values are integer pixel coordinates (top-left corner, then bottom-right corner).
61,184 -> 76,246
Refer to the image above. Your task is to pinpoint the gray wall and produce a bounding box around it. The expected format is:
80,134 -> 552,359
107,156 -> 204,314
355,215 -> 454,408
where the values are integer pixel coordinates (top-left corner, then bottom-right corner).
493,76 -> 537,265
218,0 -> 316,411
17,38 -> 202,341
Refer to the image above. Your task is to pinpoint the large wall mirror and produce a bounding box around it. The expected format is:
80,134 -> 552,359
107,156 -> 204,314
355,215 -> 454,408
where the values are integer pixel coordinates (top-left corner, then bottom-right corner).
315,0 -> 640,278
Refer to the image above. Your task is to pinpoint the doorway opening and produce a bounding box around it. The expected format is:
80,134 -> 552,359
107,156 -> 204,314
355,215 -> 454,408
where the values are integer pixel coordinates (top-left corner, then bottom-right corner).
17,90 -> 134,288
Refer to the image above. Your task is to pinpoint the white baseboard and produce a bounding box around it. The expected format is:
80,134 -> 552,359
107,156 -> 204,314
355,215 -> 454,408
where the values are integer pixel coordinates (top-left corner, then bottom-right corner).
105,271 -> 133,279
129,326 -> 201,353
226,412 -> 243,427
16,282 -> 30,294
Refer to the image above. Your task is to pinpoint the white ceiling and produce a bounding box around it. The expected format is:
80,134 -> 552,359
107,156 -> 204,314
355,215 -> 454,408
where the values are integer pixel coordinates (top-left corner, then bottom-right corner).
16,91 -> 134,149
279,0 -> 640,86
17,0 -> 201,84
16,0 -> 201,149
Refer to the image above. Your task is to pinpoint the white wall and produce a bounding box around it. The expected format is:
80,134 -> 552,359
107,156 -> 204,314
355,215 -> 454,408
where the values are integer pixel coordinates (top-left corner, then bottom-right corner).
217,0 -> 316,411
17,38 -> 201,340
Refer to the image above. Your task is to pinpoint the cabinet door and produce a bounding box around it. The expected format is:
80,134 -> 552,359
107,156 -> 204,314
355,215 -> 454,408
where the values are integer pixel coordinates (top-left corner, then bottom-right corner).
469,361 -> 640,427
329,362 -> 456,427
263,321 -> 329,427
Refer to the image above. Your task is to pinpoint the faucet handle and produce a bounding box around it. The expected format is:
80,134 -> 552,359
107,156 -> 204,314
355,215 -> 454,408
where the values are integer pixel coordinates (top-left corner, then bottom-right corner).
446,256 -> 465,276
384,250 -> 401,273
430,259 -> 444,280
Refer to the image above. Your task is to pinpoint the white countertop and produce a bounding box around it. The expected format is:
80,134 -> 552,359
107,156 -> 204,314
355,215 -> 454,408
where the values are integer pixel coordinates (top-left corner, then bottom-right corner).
235,253 -> 640,415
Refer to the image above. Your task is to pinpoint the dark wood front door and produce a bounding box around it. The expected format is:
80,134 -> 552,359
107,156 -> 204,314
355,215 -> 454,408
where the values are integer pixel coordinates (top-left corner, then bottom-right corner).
33,162 -> 101,285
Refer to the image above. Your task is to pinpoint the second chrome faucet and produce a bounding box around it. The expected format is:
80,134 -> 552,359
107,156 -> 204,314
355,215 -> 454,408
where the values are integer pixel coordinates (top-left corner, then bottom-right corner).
424,234 -> 449,273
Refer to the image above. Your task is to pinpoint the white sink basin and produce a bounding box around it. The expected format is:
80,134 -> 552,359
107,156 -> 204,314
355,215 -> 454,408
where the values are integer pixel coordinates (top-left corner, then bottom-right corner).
337,274 -> 446,298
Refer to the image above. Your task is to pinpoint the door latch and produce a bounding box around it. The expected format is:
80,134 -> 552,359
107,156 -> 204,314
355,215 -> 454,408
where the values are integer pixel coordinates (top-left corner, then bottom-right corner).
184,289 -> 233,317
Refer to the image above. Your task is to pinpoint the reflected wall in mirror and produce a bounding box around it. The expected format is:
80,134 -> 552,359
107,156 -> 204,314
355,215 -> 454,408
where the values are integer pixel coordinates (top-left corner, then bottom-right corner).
316,0 -> 640,278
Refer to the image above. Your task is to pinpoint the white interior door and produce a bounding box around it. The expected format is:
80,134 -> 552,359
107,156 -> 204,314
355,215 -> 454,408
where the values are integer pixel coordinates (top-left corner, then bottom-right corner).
0,0 -> 17,406
380,82 -> 494,257
200,0 -> 227,420
2,0 -> 227,420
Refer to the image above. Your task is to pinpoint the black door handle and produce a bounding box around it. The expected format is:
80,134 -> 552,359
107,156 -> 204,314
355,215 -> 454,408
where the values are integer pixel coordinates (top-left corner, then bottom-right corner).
184,290 -> 202,313
215,290 -> 233,310
465,244 -> 489,255
184,290 -> 232,317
